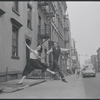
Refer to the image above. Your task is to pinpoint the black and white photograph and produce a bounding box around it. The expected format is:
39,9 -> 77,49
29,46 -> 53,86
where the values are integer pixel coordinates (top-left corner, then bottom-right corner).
0,0 -> 100,99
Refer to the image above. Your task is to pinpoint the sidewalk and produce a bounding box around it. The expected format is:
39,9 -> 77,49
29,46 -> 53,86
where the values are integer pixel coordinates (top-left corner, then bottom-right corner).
0,78 -> 47,93
0,74 -> 86,98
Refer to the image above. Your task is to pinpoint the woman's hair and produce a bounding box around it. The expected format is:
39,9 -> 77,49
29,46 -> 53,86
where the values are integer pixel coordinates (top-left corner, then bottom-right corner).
37,44 -> 43,53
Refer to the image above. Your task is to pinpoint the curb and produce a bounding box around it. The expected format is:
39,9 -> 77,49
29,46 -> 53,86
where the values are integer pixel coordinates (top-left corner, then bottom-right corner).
1,79 -> 47,93
29,79 -> 47,87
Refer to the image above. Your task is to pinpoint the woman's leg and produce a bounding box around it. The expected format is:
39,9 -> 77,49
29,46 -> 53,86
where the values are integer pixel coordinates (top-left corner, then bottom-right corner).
38,61 -> 56,74
18,76 -> 26,84
46,68 -> 56,74
17,61 -> 34,84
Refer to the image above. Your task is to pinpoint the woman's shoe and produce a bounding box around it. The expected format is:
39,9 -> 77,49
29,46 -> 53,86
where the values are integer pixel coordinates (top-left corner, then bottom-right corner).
17,82 -> 23,85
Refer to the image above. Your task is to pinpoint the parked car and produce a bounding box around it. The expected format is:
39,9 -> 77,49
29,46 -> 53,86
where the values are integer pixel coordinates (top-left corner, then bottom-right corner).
82,67 -> 96,78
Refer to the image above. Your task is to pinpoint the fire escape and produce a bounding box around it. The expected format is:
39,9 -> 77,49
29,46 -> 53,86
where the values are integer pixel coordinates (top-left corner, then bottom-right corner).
38,2 -> 56,78
38,1 -> 56,45
64,15 -> 69,44
63,15 -> 70,68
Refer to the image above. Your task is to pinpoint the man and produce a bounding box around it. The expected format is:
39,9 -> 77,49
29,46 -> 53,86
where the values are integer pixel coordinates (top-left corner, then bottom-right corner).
43,41 -> 74,83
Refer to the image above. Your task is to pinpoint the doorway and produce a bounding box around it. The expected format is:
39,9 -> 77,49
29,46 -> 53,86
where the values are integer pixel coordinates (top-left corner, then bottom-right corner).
26,39 -> 31,64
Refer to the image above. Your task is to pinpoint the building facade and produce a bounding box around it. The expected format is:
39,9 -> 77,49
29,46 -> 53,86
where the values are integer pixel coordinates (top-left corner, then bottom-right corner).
64,14 -> 72,71
0,1 -> 40,82
70,38 -> 79,73
97,48 -> 100,72
91,55 -> 98,72
0,1 -> 71,82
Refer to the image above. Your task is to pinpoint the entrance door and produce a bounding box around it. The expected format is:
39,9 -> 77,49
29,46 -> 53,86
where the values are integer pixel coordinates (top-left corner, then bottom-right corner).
26,39 -> 31,64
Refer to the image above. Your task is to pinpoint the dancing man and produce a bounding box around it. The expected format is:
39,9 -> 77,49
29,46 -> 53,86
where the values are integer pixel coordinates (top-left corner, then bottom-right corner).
42,41 -> 74,83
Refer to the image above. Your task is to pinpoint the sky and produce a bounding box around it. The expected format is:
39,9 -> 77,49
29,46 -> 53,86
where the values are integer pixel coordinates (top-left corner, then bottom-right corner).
67,2 -> 100,65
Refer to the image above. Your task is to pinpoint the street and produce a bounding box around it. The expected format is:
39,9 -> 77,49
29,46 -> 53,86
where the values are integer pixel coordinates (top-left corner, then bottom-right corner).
83,73 -> 100,99
0,73 -> 100,99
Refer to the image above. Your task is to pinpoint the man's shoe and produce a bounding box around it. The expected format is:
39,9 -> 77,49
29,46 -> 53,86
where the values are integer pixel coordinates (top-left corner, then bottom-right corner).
62,79 -> 68,83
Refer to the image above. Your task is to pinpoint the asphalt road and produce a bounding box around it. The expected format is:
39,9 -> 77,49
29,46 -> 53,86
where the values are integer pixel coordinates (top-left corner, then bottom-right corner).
83,73 -> 100,99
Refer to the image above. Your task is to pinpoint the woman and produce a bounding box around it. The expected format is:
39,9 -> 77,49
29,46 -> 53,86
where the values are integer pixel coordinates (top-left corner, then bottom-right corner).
17,42 -> 55,84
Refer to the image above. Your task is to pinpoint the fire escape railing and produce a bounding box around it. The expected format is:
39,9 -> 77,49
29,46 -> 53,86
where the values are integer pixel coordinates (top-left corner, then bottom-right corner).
38,1 -> 56,44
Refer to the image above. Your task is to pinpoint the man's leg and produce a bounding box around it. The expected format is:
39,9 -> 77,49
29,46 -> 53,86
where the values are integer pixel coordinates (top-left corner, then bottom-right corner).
50,63 -> 57,79
54,61 -> 68,83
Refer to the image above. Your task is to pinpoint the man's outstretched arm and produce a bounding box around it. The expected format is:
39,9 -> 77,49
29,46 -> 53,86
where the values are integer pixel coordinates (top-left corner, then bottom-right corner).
42,48 -> 53,59
61,48 -> 76,52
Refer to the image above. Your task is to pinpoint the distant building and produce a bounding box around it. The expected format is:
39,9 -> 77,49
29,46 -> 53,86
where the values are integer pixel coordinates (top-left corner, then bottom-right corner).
84,59 -> 91,65
97,48 -> 100,72
91,55 -> 98,72
70,38 -> 79,73
64,14 -> 72,69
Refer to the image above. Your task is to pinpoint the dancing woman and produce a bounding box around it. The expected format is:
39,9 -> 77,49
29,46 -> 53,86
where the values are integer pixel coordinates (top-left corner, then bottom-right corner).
17,42 -> 55,84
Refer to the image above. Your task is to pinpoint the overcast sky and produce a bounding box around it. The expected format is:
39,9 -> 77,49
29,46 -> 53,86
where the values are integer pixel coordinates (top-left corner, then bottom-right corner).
67,2 -> 100,64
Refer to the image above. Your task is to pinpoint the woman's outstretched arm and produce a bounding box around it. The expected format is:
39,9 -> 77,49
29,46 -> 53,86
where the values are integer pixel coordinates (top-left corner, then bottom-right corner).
24,42 -> 34,52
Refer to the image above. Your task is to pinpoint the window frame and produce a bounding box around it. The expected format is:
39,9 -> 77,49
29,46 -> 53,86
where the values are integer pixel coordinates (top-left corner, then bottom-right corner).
10,18 -> 23,59
12,1 -> 20,16
27,3 -> 32,30
11,24 -> 20,59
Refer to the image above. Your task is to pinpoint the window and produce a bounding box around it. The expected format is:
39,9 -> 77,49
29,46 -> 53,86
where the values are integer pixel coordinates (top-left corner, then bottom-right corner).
44,23 -> 50,35
12,25 -> 19,59
44,48 -> 47,63
12,1 -> 20,16
10,18 -> 23,59
44,23 -> 46,34
39,16 -> 41,26
27,3 -> 32,29
38,16 -> 41,34
13,1 -> 18,12
37,16 -> 42,44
